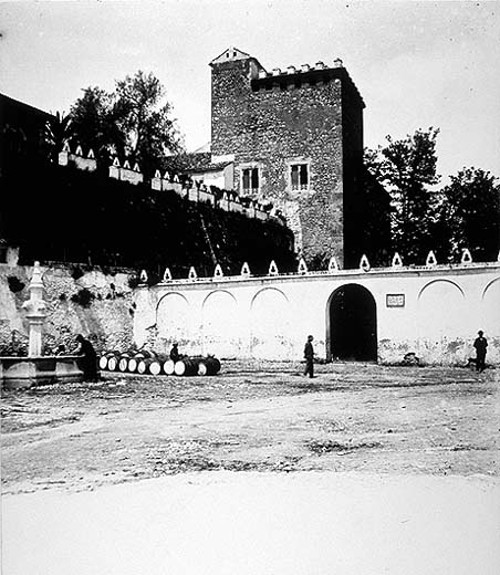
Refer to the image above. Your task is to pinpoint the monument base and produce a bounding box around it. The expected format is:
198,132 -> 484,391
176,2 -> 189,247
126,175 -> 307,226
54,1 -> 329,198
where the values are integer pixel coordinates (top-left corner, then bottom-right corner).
0,356 -> 84,390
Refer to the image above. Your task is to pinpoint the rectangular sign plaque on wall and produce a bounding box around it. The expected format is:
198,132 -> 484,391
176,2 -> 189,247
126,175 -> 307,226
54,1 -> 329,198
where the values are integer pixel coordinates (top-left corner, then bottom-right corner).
386,294 -> 405,308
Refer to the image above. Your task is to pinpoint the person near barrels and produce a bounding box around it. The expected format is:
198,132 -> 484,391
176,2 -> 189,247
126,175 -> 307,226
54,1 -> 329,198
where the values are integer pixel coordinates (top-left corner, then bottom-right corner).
170,343 -> 180,362
473,330 -> 488,373
75,333 -> 99,382
303,335 -> 315,378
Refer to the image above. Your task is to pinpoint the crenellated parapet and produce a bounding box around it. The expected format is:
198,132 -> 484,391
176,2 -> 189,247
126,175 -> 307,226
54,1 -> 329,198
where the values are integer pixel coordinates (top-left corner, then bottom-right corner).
109,157 -> 144,185
251,56 -> 364,106
58,143 -> 97,172
149,172 -> 281,223
56,148 -> 285,225
143,249 -> 499,285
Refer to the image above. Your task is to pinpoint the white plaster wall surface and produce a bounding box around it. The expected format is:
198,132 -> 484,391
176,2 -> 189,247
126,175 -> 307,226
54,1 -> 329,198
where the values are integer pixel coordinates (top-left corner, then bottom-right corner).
156,292 -> 192,354
143,264 -> 500,365
481,278 -> 500,364
202,290 -> 241,358
251,287 -> 293,359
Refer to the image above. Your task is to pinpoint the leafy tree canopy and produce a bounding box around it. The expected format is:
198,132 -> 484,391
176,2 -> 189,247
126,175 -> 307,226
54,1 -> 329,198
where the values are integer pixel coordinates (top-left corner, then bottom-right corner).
366,128 -> 499,264
62,71 -> 184,174
365,127 -> 440,264
440,167 -> 500,262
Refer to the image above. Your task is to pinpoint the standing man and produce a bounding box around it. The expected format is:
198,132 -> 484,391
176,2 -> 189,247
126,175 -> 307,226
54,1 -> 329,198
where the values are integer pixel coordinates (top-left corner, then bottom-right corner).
473,330 -> 488,373
304,335 -> 315,378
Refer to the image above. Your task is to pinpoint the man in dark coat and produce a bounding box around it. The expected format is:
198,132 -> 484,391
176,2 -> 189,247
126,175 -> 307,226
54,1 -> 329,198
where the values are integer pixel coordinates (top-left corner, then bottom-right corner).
304,335 -> 315,378
473,330 -> 488,372
170,343 -> 180,362
75,334 -> 98,381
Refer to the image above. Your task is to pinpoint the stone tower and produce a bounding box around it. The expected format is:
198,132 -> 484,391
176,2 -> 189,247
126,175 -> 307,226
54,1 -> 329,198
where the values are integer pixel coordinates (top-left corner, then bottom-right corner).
209,47 -> 366,268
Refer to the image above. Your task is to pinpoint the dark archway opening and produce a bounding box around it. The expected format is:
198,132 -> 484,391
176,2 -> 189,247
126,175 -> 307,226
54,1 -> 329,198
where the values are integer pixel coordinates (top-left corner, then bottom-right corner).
328,284 -> 377,362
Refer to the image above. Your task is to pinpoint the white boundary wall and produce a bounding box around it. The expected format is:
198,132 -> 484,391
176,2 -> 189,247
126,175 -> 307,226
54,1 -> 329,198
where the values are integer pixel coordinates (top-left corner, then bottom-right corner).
134,263 -> 500,365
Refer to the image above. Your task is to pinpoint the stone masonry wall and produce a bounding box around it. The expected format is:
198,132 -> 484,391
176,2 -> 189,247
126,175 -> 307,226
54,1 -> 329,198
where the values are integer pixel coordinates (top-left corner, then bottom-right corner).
0,264 -> 135,356
211,55 -> 365,267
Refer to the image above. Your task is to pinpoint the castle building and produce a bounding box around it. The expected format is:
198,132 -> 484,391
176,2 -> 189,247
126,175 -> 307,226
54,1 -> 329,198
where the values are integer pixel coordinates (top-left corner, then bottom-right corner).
207,46 -> 385,268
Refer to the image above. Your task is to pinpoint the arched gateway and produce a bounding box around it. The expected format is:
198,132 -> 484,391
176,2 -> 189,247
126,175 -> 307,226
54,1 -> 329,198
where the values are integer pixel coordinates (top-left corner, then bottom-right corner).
327,284 -> 377,362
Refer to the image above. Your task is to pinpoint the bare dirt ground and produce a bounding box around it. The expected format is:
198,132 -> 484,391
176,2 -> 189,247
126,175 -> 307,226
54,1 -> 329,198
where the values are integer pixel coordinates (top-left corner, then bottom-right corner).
2,360 -> 499,495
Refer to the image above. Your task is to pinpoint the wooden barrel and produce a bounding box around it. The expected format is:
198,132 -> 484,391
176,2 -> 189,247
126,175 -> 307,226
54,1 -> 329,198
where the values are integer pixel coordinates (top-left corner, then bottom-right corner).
99,351 -> 120,370
197,357 -> 221,376
107,355 -> 119,371
118,355 -> 130,372
137,358 -> 162,375
128,350 -> 156,373
174,357 -> 202,376
148,360 -> 162,376
127,357 -> 139,373
163,359 -> 176,375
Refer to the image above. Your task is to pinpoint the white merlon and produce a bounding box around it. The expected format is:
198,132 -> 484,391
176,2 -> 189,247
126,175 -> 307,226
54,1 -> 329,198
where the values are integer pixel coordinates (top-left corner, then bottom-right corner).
315,61 -> 326,69
240,262 -> 251,277
333,58 -> 343,68
426,250 -> 437,267
461,248 -> 473,264
297,258 -> 308,274
359,254 -> 371,272
286,66 -> 296,74
268,260 -> 279,276
75,145 -> 83,156
328,256 -> 339,272
301,64 -> 310,72
272,68 -> 282,76
214,264 -> 224,278
392,252 -> 403,268
258,70 -> 268,79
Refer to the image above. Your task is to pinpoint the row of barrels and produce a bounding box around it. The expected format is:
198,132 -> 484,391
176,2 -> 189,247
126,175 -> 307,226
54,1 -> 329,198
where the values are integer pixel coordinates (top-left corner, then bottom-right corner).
98,350 -> 221,376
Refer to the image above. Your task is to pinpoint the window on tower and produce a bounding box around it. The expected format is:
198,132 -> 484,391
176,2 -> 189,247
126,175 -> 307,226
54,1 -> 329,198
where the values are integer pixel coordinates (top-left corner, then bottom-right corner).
241,166 -> 260,194
290,163 -> 309,191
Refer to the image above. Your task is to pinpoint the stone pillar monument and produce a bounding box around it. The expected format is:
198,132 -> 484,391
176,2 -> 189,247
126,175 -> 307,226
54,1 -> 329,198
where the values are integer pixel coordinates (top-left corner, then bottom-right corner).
21,261 -> 47,357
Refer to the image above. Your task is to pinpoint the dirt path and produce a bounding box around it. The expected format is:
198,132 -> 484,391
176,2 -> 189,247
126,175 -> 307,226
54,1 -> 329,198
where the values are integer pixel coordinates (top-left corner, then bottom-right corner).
2,362 -> 499,494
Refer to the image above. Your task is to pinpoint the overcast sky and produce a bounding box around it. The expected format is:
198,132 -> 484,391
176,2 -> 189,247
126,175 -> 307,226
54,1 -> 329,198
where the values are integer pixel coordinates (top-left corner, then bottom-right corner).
1,0 -> 499,183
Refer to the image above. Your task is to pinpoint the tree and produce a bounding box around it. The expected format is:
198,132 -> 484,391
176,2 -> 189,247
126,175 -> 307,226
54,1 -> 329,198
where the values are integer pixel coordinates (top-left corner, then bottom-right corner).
114,71 -> 183,173
44,111 -> 73,162
440,167 -> 500,262
68,71 -> 184,173
365,127 -> 440,264
69,87 -> 124,162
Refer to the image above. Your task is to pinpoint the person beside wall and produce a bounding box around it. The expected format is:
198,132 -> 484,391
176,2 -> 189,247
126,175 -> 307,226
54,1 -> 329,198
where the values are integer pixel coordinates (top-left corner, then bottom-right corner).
473,330 -> 488,373
303,335 -> 315,379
